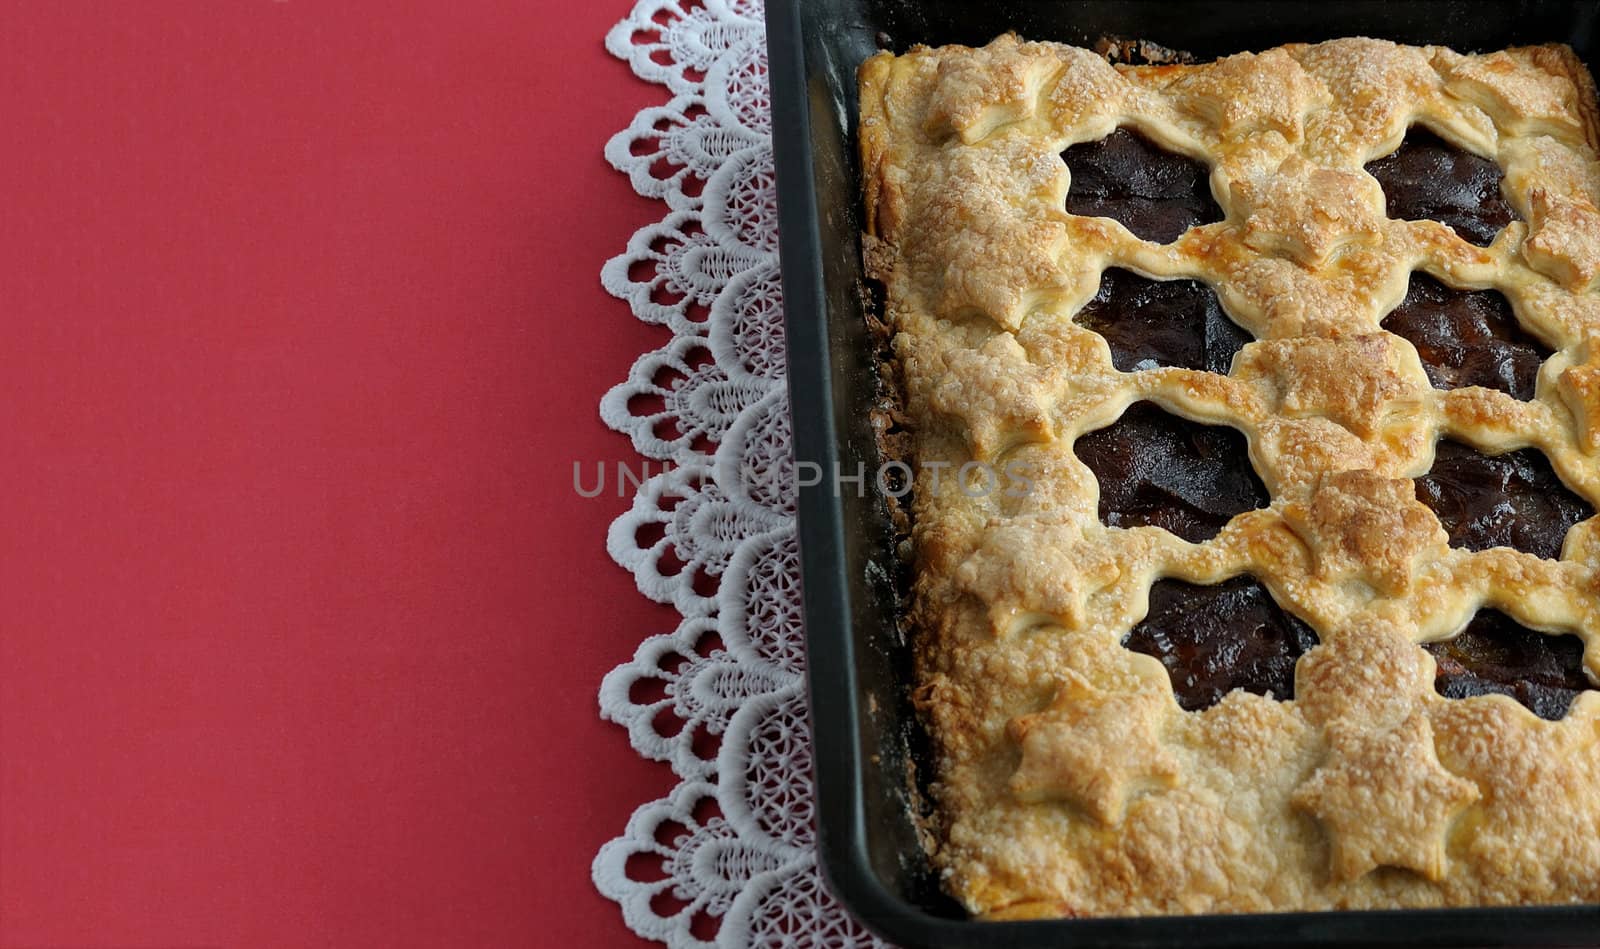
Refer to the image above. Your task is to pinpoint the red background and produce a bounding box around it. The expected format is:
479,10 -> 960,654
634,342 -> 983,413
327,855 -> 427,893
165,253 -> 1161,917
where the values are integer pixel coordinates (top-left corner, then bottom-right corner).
1,3 -> 677,946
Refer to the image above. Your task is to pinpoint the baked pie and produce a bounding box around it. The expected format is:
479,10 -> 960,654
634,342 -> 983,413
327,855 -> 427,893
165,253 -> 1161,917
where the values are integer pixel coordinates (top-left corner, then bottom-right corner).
857,34 -> 1600,917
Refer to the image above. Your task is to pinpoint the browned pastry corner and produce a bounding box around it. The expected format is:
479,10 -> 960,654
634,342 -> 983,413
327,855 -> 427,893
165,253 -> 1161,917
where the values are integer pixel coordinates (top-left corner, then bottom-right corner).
859,34 -> 1600,917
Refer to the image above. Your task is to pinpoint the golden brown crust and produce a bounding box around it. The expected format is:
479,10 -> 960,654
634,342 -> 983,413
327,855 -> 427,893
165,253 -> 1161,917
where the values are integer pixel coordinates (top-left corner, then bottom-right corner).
1291,711 -> 1482,883
860,33 -> 1600,917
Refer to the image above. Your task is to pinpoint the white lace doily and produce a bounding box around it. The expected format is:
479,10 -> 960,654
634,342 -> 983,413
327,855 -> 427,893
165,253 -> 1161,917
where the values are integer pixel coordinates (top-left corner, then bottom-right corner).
592,2 -> 889,946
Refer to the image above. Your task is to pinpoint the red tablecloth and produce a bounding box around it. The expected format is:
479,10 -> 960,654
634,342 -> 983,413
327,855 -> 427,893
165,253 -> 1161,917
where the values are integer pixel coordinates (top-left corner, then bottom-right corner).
2,4 -> 672,946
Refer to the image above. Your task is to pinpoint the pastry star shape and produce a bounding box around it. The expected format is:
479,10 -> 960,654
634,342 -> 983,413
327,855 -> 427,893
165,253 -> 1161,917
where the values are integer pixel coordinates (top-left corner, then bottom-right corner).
1244,333 -> 1410,438
1524,187 -> 1600,292
1231,157 -> 1384,267
925,34 -> 1063,143
931,333 -> 1054,457
1282,469 -> 1447,595
1559,330 -> 1600,453
1292,712 -> 1480,882
955,521 -> 1120,633
1007,673 -> 1179,824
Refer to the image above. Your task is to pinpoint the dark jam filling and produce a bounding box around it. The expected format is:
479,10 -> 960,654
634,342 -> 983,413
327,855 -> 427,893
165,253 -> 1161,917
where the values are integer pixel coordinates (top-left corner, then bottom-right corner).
1075,402 -> 1267,543
1124,576 -> 1318,712
1063,128 -> 1223,244
1425,610 -> 1593,721
1073,268 -> 1252,374
1364,127 -> 1516,247
1381,273 -> 1549,401
1414,440 -> 1592,560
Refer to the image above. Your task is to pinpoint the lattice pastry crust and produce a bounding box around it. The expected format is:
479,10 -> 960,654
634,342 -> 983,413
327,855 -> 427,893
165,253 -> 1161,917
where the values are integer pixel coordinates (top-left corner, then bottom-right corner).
859,35 -> 1600,917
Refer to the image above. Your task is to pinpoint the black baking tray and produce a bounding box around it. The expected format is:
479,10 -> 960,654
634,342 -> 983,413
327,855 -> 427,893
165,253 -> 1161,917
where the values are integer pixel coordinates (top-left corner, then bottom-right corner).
768,1 -> 1600,946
